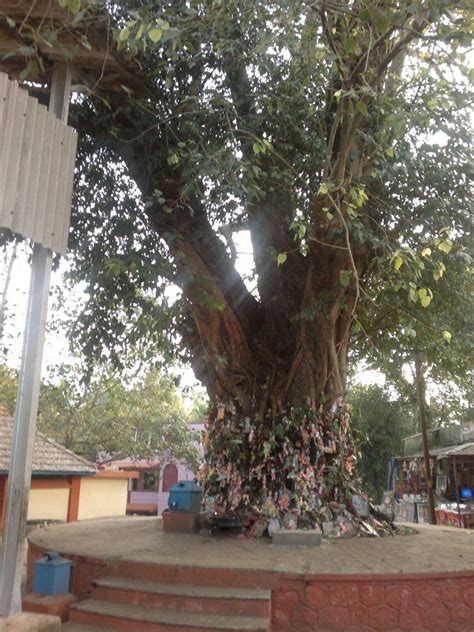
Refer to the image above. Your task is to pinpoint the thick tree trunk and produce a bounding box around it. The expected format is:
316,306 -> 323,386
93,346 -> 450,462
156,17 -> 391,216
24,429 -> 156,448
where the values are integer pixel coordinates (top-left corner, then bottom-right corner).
201,399 -> 358,528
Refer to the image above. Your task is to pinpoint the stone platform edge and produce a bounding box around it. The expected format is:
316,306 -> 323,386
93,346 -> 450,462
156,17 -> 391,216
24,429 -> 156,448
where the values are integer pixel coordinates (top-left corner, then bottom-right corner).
27,539 -> 474,631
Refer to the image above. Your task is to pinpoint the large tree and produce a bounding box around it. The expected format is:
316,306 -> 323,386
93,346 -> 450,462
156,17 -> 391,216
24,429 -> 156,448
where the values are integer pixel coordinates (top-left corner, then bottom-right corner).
5,0 -> 472,523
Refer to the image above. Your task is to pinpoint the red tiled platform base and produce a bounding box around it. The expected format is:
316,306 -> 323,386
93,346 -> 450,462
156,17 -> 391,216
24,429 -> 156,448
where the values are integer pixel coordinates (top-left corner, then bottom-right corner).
27,542 -> 474,631
272,574 -> 474,631
22,593 -> 77,622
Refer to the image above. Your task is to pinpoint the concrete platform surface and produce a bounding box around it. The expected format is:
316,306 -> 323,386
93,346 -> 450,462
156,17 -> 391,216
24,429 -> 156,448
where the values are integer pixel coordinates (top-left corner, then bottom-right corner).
28,516 -> 474,576
0,612 -> 61,632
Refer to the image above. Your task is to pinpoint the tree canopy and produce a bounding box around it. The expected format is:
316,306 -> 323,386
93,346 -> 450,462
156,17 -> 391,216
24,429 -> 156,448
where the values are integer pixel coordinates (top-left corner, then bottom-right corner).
2,0 -> 472,413
56,0 -> 472,411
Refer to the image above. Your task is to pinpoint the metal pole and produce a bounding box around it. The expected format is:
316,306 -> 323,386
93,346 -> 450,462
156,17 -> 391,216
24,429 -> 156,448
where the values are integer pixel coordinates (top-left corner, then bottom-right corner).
453,455 -> 462,528
0,62 -> 71,616
414,349 -> 437,525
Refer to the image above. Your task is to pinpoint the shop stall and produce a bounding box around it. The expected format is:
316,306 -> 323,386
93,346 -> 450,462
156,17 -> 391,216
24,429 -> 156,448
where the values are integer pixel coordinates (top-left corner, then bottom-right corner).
387,423 -> 474,528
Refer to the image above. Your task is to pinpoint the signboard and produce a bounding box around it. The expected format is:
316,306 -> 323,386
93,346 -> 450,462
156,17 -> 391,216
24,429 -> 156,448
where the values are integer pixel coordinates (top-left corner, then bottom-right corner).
0,71 -> 77,253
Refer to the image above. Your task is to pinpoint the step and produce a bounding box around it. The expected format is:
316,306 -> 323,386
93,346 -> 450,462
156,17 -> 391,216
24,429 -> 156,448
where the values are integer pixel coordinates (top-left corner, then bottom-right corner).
69,599 -> 269,632
61,624 -> 119,631
92,576 -> 271,617
109,560 -> 275,590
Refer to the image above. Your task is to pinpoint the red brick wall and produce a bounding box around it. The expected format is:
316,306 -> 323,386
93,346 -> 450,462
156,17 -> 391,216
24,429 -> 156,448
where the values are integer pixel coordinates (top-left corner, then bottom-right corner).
272,573 -> 474,631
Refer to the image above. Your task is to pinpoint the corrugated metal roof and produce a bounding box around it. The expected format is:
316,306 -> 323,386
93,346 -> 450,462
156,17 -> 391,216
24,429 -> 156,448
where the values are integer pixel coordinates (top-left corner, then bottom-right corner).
396,442 -> 474,459
0,410 -> 96,474
444,442 -> 474,457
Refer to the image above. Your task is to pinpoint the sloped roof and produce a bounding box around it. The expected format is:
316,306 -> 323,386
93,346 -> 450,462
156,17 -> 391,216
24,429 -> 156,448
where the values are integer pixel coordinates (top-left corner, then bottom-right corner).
0,409 -> 96,475
103,457 -> 161,471
441,442 -> 474,457
396,442 -> 474,460
0,0 -> 150,96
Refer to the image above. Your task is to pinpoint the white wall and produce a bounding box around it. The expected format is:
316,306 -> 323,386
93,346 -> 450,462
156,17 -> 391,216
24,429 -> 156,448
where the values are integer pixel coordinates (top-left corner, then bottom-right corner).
28,488 -> 69,522
77,477 -> 128,520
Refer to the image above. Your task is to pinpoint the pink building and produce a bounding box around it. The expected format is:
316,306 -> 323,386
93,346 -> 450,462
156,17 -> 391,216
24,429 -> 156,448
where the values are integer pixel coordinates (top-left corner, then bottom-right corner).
105,422 -> 205,516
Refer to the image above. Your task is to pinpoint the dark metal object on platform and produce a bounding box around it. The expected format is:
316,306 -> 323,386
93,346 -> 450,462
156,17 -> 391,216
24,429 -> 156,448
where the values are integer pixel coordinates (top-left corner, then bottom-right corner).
209,514 -> 247,535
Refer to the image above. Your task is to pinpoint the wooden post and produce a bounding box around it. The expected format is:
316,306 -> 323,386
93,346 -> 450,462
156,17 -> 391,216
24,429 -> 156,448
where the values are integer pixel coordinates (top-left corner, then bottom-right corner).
414,349 -> 437,526
67,477 -> 81,522
453,455 -> 462,528
0,62 -> 72,616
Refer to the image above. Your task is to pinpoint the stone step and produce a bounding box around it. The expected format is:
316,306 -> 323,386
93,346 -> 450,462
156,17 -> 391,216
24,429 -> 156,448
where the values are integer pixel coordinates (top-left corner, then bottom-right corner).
92,576 -> 271,617
109,560 -> 275,590
69,599 -> 270,632
61,624 -> 119,631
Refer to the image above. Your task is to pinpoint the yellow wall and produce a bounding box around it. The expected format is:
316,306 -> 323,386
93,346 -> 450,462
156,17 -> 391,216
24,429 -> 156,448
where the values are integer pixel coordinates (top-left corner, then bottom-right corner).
77,477 -> 128,520
28,488 -> 70,522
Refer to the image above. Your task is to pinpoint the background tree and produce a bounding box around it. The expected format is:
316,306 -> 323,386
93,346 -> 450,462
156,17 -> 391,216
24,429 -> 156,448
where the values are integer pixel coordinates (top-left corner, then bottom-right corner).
348,384 -> 415,502
0,361 -> 201,470
0,364 -> 17,415
37,366 -> 200,467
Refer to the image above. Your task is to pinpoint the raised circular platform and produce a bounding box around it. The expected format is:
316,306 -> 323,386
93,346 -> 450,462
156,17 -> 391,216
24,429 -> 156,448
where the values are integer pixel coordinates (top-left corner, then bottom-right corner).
27,517 -> 474,631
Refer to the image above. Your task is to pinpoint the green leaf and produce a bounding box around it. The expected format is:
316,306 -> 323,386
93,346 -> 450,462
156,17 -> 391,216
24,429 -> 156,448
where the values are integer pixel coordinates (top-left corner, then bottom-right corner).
418,288 -> 431,307
155,17 -> 170,31
394,256 -> 403,271
421,247 -> 431,258
318,182 -> 329,195
408,288 -> 418,303
443,330 -> 452,343
119,28 -> 130,42
418,288 -> 428,300
277,253 -> 287,266
385,147 -> 394,158
67,0 -> 81,14
356,100 -> 368,116
437,240 -> 452,254
433,263 -> 445,281
339,270 -> 351,287
167,153 -> 179,166
407,328 -> 417,338
148,28 -> 162,44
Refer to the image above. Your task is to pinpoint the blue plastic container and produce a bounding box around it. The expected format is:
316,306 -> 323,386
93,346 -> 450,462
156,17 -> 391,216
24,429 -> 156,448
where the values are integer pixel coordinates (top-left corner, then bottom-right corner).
168,480 -> 202,513
32,551 -> 72,595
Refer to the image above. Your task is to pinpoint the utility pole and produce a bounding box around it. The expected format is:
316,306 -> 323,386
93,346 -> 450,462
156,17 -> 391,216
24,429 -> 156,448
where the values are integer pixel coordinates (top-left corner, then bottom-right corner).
0,62 -> 73,616
414,349 -> 437,525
